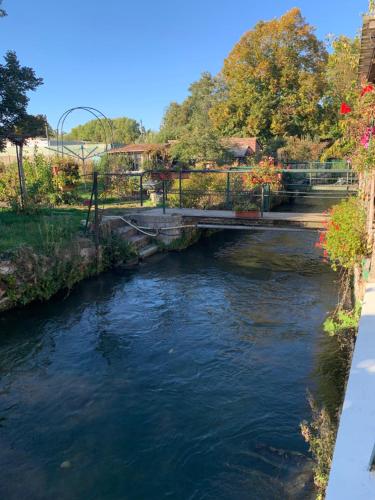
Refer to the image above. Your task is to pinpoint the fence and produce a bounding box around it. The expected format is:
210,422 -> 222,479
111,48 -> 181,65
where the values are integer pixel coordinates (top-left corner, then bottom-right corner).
83,168 -> 358,220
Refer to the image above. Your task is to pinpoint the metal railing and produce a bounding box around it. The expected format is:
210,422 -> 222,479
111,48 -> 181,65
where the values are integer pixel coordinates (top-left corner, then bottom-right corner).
83,168 -> 358,223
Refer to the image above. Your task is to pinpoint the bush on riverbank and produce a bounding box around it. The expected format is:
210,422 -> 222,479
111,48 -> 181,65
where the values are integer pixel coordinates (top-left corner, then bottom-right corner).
317,197 -> 367,270
0,212 -> 136,311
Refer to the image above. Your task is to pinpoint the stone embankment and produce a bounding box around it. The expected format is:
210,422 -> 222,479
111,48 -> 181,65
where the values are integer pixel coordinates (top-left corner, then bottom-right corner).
0,212 -> 201,313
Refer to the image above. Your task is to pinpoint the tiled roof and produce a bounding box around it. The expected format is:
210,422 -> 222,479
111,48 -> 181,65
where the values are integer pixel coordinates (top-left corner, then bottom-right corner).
223,137 -> 259,157
108,143 -> 168,154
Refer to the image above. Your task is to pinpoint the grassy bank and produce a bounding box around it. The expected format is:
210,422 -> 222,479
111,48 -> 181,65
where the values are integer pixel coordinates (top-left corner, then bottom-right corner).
0,208 -> 85,254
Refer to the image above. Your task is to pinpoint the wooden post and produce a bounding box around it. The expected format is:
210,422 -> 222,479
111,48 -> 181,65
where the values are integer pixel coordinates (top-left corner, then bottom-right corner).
16,143 -> 27,209
140,174 -> 143,207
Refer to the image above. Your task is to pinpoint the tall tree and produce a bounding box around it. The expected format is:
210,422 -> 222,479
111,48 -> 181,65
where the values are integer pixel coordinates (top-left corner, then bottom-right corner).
209,8 -> 328,141
0,51 -> 43,150
66,117 -> 141,144
160,72 -> 230,164
320,35 -> 360,138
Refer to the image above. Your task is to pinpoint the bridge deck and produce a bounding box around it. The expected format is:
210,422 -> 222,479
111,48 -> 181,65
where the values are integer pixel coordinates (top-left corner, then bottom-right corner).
144,208 -> 327,230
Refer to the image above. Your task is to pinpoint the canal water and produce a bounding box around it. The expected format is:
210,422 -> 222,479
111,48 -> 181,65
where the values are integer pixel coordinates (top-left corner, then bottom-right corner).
0,229 -> 337,499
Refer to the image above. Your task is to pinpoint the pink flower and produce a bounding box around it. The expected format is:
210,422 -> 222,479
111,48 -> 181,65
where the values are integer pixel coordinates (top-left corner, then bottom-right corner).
360,127 -> 375,149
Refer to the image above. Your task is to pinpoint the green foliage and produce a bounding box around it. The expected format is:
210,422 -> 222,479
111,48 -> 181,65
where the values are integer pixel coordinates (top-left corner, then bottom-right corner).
321,35 -> 360,139
210,9 -> 328,141
6,113 -> 46,145
170,128 -> 232,166
278,136 -> 328,162
66,117 -> 141,144
160,72 -> 220,141
320,138 -> 356,161
300,395 -> 337,499
168,173 -> 229,209
323,197 -> 367,269
0,51 -> 43,150
160,73 -> 231,166
323,304 -> 361,337
0,209 -> 83,254
101,232 -> 136,267
0,162 -> 19,209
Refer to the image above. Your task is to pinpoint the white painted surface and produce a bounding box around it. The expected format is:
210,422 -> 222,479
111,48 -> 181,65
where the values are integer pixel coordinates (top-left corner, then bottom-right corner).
327,283 -> 375,499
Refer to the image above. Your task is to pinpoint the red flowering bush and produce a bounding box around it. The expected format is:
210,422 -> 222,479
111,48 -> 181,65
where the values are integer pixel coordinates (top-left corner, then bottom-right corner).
342,87 -> 375,172
243,157 -> 282,190
317,197 -> 367,269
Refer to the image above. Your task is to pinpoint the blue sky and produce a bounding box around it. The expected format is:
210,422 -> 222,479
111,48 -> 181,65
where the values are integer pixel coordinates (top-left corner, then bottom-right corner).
0,0 -> 368,132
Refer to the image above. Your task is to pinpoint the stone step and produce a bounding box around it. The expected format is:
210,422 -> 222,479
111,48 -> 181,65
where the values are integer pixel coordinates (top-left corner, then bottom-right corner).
128,234 -> 150,250
139,244 -> 159,260
116,225 -> 137,239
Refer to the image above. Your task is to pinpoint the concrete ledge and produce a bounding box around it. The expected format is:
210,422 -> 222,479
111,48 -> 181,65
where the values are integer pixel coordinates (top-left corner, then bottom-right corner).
327,283 -> 375,499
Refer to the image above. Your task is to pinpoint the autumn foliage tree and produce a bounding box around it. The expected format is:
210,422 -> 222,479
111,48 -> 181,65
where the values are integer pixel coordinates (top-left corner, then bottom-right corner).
209,8 -> 328,141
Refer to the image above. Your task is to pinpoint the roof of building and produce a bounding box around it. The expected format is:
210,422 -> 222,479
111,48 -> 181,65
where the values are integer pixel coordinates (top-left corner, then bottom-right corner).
223,137 -> 259,157
108,143 -> 169,154
107,137 -> 260,157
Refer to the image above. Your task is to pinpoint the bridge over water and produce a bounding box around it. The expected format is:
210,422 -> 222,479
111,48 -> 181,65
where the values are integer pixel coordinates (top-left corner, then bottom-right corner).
140,208 -> 328,231
88,165 -> 358,235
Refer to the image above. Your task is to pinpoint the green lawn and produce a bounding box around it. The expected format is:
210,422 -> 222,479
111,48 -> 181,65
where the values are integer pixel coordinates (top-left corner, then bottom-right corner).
0,208 -> 86,254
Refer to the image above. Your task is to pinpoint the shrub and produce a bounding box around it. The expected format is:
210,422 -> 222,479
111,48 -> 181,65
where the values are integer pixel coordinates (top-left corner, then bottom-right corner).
168,172 -> 242,209
300,395 -> 337,500
0,162 -> 20,209
278,136 -> 328,162
317,197 -> 367,269
243,157 -> 282,190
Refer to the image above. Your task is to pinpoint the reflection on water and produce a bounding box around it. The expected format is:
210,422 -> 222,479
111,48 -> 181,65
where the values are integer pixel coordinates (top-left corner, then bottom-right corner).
0,229 -> 337,499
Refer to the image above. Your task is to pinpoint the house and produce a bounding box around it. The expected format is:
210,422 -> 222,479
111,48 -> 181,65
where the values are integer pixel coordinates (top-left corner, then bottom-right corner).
223,137 -> 261,164
108,143 -> 171,169
107,137 -> 260,169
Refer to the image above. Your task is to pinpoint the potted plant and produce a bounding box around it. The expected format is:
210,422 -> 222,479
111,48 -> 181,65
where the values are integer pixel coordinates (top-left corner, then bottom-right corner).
52,160 -> 80,191
233,200 -> 260,218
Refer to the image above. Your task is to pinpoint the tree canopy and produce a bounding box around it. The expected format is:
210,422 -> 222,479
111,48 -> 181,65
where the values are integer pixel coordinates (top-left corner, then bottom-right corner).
209,8 -> 328,141
0,51 -> 43,150
66,117 -> 142,145
160,72 -> 230,164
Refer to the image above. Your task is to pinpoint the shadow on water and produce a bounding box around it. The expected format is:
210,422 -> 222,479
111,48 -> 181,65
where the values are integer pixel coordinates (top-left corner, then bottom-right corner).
0,225 -> 338,499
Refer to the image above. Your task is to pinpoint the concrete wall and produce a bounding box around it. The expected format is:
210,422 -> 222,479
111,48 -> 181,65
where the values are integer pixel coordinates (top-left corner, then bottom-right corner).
327,282 -> 375,499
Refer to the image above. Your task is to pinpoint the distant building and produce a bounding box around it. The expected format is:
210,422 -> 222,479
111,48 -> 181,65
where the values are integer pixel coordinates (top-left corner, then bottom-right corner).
108,137 -> 261,169
0,138 -> 108,165
108,143 -> 171,169
223,137 -> 261,164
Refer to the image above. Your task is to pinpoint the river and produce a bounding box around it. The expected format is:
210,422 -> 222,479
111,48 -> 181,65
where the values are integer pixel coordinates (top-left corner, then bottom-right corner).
0,227 -> 338,499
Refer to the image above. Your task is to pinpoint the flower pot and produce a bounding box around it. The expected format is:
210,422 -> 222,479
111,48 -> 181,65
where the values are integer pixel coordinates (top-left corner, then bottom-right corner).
235,210 -> 260,218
